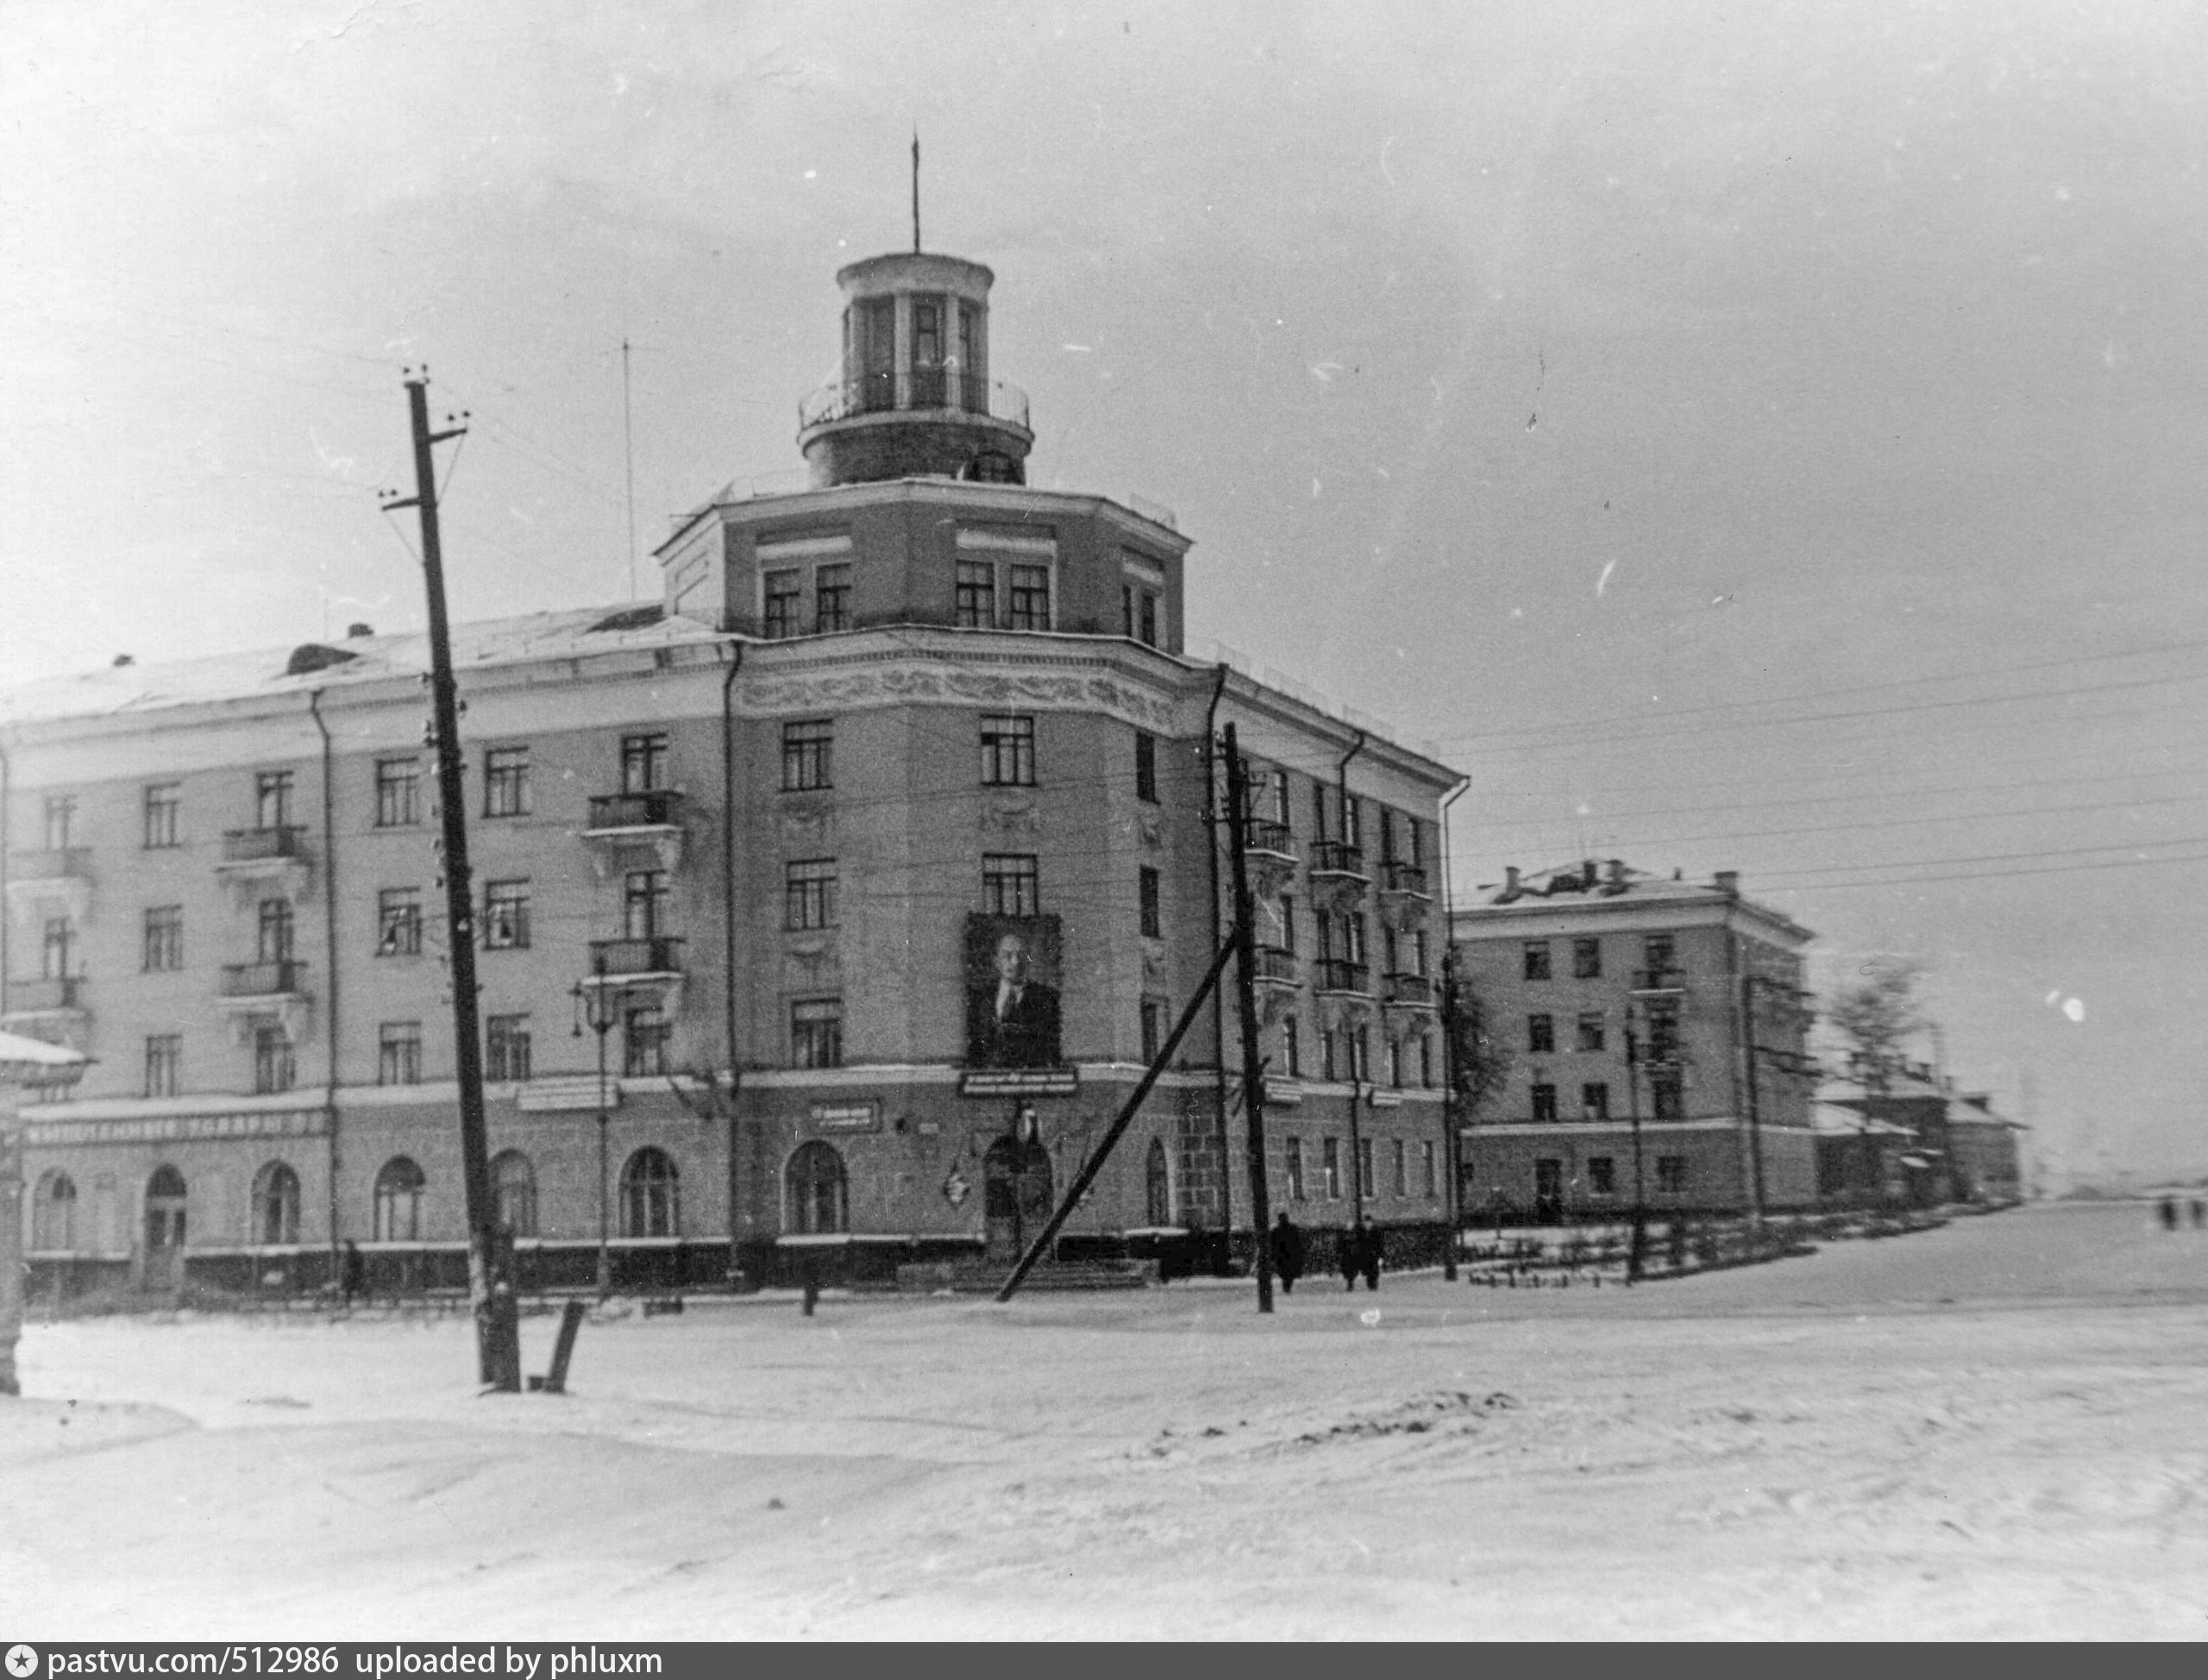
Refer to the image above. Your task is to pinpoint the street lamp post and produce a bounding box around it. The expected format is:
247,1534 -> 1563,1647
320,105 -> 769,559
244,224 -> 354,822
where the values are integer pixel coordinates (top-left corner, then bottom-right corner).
572,955 -> 621,1297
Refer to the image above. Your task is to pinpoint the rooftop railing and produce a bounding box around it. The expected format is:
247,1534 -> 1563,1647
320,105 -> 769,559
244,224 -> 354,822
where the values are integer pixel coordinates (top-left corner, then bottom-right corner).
799,372 -> 1032,432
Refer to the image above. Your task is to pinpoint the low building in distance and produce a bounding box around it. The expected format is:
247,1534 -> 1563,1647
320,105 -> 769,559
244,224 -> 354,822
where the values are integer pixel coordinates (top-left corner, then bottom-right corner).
1449,860 -> 1818,1224
1816,1058 -> 2025,1208
0,241 -> 1462,1298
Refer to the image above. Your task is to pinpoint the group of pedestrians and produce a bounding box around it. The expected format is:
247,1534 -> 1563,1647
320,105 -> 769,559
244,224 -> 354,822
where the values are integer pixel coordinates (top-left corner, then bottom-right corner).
1265,1212 -> 1382,1294
2156,1195 -> 2205,1232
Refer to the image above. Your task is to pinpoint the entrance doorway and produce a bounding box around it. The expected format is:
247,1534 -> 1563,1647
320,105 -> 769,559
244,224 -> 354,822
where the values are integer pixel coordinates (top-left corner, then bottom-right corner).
1534,1157 -> 1565,1225
143,1164 -> 187,1292
983,1134 -> 1053,1264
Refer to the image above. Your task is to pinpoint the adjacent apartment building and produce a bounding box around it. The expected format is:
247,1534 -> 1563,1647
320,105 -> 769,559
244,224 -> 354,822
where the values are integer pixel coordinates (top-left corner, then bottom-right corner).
1,242 -> 1462,1296
1449,861 -> 1819,1222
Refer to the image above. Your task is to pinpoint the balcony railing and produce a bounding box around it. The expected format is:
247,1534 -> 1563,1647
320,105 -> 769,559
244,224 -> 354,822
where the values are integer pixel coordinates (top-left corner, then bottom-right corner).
799,372 -> 1032,432
586,790 -> 686,831
586,936 -> 686,978
222,826 -> 308,863
1252,945 -> 1301,987
1313,958 -> 1370,995
222,959 -> 307,998
1242,819 -> 1297,861
10,847 -> 90,881
1383,972 -> 1436,1007
1631,968 -> 1685,994
1378,861 -> 1429,898
1308,840 -> 1368,881
5,975 -> 85,1012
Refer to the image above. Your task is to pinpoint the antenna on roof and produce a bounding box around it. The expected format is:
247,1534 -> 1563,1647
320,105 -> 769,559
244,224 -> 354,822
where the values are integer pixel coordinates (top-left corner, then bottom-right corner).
912,129 -> 922,253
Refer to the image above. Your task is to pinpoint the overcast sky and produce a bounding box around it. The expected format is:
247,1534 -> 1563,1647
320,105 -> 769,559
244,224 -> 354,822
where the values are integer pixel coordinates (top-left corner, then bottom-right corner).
5,0 -> 2204,1182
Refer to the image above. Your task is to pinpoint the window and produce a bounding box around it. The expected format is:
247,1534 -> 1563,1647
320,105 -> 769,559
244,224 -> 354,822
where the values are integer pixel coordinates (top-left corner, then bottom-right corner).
1279,894 -> 1298,954
623,869 -> 671,940
1531,1081 -> 1558,1122
786,1140 -> 847,1235
913,298 -> 943,367
814,563 -> 851,633
1645,1006 -> 1681,1066
1342,794 -> 1362,853
1121,584 -> 1134,639
1643,933 -> 1677,975
763,568 -> 802,638
144,1034 -> 182,1099
257,899 -> 294,964
785,858 -> 838,931
1421,1140 -> 1438,1199
484,747 -> 531,818
1320,1028 -> 1338,1083
1386,1037 -> 1402,1088
782,720 -> 833,792
1138,867 -> 1162,938
621,733 -> 668,794
1419,1035 -> 1433,1088
1391,1138 -> 1408,1197
1651,1073 -> 1684,1121
142,906 -> 183,973
1588,1156 -> 1616,1196
1657,1155 -> 1689,1194
1577,1012 -> 1607,1053
623,1005 -> 670,1077
1007,563 -> 1051,630
980,713 -> 1036,786
41,917 -> 73,979
1378,806 -> 1396,866
1139,996 -> 1164,1063
486,1014 -> 533,1083
1411,930 -> 1430,976
1139,591 -> 1158,648
32,1171 -> 77,1251
378,888 -> 422,956
483,881 -> 530,950
1312,781 -> 1331,843
1271,768 -> 1291,829
375,759 -> 421,828
143,782 -> 181,849
1357,1137 -> 1374,1201
1527,1013 -> 1554,1054
254,1026 -> 297,1095
1145,1138 -> 1172,1226
1286,1137 -> 1307,1201
1322,1138 -> 1343,1200
491,1150 -> 537,1237
1581,1081 -> 1610,1120
1572,937 -> 1603,979
621,1148 -> 681,1238
42,794 -> 74,850
956,560 -> 996,628
982,854 -> 1040,918
251,1162 -> 300,1245
1282,1016 -> 1301,1078
1522,941 -> 1552,981
379,1021 -> 423,1087
792,997 -> 844,1069
256,770 -> 294,831
1134,731 -> 1158,804
373,1157 -> 425,1242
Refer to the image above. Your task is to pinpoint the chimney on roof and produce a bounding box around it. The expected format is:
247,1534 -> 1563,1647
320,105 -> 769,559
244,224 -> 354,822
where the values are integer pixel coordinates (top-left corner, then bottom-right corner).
112,654 -> 134,667
1582,858 -> 1597,888
347,622 -> 374,639
1601,858 -> 1628,895
1498,866 -> 1521,903
1715,869 -> 1740,897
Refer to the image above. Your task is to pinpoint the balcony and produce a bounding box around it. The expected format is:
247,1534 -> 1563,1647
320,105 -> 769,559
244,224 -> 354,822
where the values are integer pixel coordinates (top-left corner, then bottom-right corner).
2,975 -> 89,1050
1308,839 -> 1370,909
582,936 -> 687,1012
5,847 -> 92,925
1313,958 -> 1371,996
216,826 -> 312,901
1240,819 -> 1297,895
799,372 -> 1032,433
582,790 -> 687,874
1378,860 -> 1430,899
217,959 -> 310,1044
1382,972 -> 1438,1010
1251,945 -> 1301,989
1631,968 -> 1686,995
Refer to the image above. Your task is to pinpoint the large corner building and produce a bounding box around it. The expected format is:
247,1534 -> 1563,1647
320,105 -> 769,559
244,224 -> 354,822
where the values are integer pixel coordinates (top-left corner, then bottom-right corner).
1,246 -> 1463,1296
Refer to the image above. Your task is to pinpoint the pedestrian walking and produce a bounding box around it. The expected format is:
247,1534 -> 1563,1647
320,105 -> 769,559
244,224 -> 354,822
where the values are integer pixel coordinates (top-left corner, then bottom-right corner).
1339,1222 -> 1364,1291
339,1239 -> 365,1309
1270,1212 -> 1307,1296
2158,1195 -> 2180,1232
2191,1199 -> 2205,1230
1359,1223 -> 1382,1292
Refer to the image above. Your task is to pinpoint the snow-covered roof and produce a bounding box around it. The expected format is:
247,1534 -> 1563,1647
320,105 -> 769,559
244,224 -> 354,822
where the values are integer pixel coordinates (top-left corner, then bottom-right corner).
0,605 -> 724,730
0,1029 -> 88,1085
1811,1101 -> 1915,1138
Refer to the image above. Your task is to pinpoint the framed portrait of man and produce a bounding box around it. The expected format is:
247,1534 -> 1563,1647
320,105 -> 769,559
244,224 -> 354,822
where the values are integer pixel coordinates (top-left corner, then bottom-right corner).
964,914 -> 1065,1069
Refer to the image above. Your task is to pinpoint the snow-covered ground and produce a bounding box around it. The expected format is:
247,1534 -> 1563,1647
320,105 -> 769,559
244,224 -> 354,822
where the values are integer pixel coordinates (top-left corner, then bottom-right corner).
6,1201 -> 2206,1639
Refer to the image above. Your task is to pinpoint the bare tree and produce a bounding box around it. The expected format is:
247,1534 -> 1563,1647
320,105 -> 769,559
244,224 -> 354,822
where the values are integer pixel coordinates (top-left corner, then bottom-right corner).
1824,956 -> 1930,1205
1444,962 -> 1513,1118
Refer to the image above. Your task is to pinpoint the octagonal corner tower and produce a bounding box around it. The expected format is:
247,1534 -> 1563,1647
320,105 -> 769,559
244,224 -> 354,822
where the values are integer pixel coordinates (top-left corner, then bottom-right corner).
796,251 -> 1034,488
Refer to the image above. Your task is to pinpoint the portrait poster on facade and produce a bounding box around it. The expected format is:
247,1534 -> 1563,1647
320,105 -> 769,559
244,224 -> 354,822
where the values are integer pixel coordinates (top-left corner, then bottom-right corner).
963,913 -> 1066,1072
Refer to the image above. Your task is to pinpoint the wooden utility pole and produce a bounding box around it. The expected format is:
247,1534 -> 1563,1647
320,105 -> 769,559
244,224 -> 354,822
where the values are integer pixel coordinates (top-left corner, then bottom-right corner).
1624,1021 -> 1648,1283
386,371 -> 520,1392
1221,724 -> 1274,1313
1740,968 -> 1768,1230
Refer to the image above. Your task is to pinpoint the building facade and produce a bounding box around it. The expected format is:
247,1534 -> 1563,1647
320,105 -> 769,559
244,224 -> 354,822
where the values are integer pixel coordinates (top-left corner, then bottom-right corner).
1,245 -> 1461,1296
1816,1062 -> 2024,1207
1449,861 -> 1819,1223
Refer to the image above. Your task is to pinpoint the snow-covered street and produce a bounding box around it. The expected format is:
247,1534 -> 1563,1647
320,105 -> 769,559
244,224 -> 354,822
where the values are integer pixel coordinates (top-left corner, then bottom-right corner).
7,1201 -> 2205,1639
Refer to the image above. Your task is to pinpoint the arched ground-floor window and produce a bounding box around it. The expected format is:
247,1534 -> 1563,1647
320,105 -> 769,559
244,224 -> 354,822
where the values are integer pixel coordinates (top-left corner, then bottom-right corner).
785,1141 -> 847,1235
32,1170 -> 77,1251
491,1149 -> 537,1237
1145,1137 -> 1172,1226
620,1147 -> 680,1238
373,1157 -> 425,1242
251,1160 -> 299,1245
